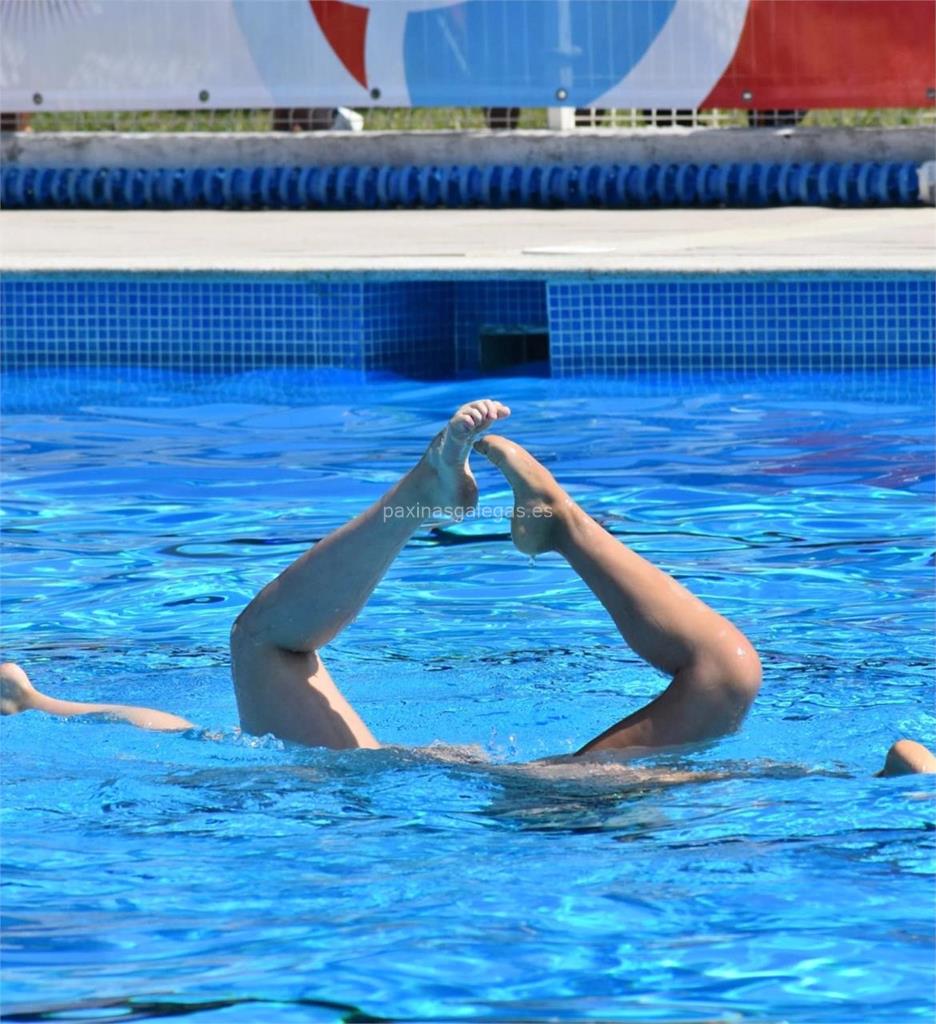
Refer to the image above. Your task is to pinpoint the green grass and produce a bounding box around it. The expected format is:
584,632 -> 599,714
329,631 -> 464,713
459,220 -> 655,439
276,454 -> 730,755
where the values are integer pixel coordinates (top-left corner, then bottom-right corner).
23,106 -> 934,133
27,107 -> 531,132
805,108 -> 934,127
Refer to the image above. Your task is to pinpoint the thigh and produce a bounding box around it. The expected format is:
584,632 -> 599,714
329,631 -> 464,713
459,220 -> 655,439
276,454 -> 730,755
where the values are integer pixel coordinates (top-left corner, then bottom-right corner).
230,633 -> 378,749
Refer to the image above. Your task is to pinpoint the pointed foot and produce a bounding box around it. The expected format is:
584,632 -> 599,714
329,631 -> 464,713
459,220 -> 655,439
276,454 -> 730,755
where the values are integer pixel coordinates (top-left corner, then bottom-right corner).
473,434 -> 576,555
418,399 -> 511,517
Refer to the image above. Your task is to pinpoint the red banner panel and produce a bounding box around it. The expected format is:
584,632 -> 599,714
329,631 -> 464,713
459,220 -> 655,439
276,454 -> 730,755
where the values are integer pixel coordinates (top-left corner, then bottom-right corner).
704,0 -> 935,109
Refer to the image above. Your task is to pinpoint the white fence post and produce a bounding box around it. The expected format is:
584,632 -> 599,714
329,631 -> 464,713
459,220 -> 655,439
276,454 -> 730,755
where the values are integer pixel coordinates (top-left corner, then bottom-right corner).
547,107 -> 576,130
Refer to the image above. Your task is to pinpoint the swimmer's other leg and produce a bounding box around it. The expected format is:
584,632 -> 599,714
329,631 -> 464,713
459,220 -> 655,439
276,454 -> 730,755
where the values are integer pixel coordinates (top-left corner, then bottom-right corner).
230,399 -> 510,749
0,662 -> 193,731
475,435 -> 761,755
877,739 -> 936,776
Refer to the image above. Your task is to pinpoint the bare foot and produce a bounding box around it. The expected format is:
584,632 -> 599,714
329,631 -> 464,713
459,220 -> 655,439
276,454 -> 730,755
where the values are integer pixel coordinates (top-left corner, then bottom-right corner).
473,434 -> 577,554
418,400 -> 510,518
877,739 -> 936,776
1,662 -> 39,715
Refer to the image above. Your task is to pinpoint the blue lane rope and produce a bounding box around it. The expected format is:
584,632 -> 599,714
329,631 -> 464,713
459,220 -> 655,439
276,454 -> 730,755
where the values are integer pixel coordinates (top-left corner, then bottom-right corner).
1,161 -> 921,210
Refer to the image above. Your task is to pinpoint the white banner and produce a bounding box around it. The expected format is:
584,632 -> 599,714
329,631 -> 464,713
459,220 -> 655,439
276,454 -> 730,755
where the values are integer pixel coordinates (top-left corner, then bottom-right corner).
3,0 -> 931,114
1,0 -> 748,112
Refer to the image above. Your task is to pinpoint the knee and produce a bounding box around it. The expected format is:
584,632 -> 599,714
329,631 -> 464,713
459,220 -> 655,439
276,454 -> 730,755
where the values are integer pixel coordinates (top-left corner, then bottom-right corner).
879,739 -> 936,777
229,607 -> 312,659
720,637 -> 762,706
230,610 -> 261,656
673,639 -> 761,740
739,642 -> 762,694
0,662 -> 29,684
229,609 -> 268,670
1,662 -> 37,715
230,610 -> 247,642
229,611 -> 246,646
702,638 -> 762,734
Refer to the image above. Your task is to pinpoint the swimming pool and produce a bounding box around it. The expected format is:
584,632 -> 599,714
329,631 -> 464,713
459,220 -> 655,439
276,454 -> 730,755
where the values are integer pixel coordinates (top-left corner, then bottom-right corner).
2,367 -> 933,1022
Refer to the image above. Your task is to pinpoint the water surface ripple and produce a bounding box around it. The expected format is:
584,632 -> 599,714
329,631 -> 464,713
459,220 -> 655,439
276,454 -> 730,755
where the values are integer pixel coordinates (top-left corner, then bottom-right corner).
2,369 -> 933,1023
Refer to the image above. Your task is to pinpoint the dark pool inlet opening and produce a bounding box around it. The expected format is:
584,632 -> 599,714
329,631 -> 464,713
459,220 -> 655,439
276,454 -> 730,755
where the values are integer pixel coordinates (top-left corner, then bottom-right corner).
478,328 -> 550,375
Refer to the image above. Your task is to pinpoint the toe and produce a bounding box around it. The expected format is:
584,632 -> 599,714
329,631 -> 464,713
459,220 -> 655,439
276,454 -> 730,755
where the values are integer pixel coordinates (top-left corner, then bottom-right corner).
459,399 -> 510,431
464,405 -> 485,429
447,406 -> 480,442
481,400 -> 510,422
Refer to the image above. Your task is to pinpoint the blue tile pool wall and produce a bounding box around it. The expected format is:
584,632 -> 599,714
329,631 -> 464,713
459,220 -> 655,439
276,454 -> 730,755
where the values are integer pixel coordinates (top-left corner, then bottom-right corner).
547,277 -> 936,375
2,274 -> 933,375
454,281 -> 549,372
0,277 -> 455,376
362,281 -> 454,376
0,277 -> 367,371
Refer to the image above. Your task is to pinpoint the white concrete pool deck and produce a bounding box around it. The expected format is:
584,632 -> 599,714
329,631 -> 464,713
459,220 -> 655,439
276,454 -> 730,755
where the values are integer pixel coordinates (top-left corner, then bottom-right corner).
1,207 -> 934,274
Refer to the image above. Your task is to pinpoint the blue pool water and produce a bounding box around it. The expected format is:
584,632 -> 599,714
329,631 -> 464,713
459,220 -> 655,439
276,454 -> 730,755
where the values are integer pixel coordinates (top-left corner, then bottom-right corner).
2,368 -> 934,1023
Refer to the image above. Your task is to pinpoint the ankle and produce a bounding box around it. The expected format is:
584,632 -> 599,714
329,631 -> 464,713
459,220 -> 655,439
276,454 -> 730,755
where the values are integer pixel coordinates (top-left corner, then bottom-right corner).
396,459 -> 436,507
379,463 -> 441,528
551,502 -> 598,556
511,493 -> 580,556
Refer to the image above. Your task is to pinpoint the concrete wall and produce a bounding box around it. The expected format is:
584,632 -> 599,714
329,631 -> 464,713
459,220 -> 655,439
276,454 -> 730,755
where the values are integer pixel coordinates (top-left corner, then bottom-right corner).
3,128 -> 934,170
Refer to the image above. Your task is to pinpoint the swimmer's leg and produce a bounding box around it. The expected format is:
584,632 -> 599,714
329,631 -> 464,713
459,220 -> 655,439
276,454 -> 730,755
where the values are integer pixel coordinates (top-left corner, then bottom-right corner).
230,400 -> 510,749
877,739 -> 936,776
475,435 -> 761,755
0,662 -> 193,731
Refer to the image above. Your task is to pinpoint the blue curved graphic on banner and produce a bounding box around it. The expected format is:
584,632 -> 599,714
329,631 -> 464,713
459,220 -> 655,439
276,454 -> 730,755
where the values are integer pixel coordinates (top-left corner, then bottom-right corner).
403,0 -> 678,107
